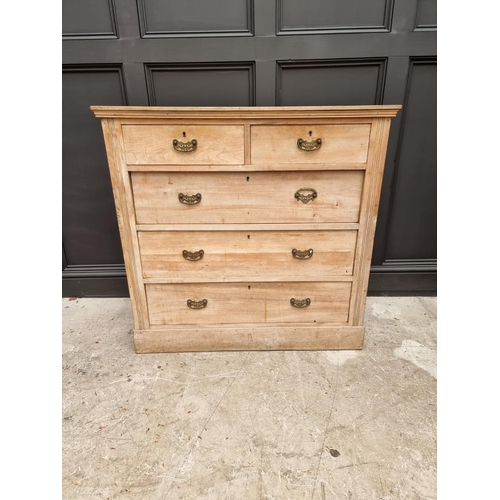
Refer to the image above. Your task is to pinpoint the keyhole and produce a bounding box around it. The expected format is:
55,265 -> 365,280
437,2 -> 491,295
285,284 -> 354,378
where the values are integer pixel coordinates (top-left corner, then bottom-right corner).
247,176 -> 250,181
309,131 -> 312,136
182,131 -> 186,137
248,285 -> 251,290
247,235 -> 250,239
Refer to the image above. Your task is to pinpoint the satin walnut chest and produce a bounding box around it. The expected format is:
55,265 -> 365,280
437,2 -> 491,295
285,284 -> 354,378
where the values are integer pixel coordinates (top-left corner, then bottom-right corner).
92,105 -> 400,353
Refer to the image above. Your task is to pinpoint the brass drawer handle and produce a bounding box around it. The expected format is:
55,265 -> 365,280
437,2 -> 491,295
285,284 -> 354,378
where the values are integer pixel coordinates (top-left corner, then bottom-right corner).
187,299 -> 207,309
297,138 -> 322,151
178,193 -> 202,205
290,298 -> 311,308
294,188 -> 317,204
292,248 -> 313,260
173,138 -> 197,152
183,249 -> 204,261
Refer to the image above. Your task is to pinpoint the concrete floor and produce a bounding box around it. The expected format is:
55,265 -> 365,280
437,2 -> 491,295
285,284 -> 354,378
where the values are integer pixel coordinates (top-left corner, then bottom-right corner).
62,296 -> 436,500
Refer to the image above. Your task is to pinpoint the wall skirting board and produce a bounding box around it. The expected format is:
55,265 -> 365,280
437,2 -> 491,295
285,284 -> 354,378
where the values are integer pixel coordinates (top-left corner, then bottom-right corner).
62,264 -> 436,297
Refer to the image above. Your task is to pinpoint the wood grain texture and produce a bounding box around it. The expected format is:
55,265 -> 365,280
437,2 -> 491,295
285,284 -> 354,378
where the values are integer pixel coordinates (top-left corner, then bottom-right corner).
251,124 -> 371,164
244,122 -> 251,164
136,223 -> 360,231
122,124 -> 244,165
93,105 -> 400,352
138,230 -> 357,281
126,162 -> 368,172
146,282 -> 351,325
131,170 -> 364,224
349,118 -> 392,324
100,119 -> 149,329
91,105 -> 402,119
134,325 -> 365,352
119,118 -> 374,126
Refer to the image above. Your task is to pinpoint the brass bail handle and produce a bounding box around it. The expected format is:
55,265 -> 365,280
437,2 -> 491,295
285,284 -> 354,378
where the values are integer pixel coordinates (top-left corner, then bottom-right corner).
187,299 -> 207,309
294,188 -> 317,204
297,137 -> 322,151
183,250 -> 204,261
292,248 -> 313,260
178,193 -> 202,205
290,298 -> 311,308
173,138 -> 197,152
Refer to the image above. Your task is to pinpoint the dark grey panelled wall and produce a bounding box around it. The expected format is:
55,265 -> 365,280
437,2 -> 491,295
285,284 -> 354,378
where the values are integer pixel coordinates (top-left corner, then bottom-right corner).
62,0 -> 437,296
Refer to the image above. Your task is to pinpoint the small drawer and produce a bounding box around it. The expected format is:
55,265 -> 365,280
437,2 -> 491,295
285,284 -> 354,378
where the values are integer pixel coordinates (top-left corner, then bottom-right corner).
122,125 -> 244,165
139,230 -> 357,281
131,170 -> 364,224
146,282 -> 351,326
251,124 -> 371,165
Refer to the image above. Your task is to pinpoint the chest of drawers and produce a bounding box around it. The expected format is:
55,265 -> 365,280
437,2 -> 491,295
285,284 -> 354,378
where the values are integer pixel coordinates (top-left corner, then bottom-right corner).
92,106 -> 400,353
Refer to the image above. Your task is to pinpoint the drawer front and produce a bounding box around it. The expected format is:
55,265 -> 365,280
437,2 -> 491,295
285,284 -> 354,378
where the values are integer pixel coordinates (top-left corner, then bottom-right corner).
139,230 -> 357,281
132,171 -> 364,224
251,124 -> 371,165
146,282 -> 351,325
122,125 -> 244,165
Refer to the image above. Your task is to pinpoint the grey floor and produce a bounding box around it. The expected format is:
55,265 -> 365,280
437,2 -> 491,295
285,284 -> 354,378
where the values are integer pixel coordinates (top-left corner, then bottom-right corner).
62,296 -> 436,500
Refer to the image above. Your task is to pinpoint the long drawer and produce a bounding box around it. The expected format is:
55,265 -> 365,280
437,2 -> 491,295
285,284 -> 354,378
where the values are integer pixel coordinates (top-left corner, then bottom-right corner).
131,171 -> 364,224
138,230 -> 357,281
146,282 -> 351,326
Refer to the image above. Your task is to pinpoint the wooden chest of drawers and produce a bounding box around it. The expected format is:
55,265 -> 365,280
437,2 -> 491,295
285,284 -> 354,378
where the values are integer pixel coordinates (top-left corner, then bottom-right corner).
92,106 -> 400,353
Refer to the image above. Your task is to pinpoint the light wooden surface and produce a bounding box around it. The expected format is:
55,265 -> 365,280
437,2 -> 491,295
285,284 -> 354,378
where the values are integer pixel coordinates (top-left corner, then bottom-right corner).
92,105 -> 400,352
91,105 -> 401,119
136,223 -> 360,231
146,282 -> 351,325
122,124 -> 244,165
350,118 -> 392,325
138,230 -> 357,281
134,325 -> 364,352
126,162 -> 368,172
131,171 -> 364,224
100,119 -> 149,330
251,124 -> 370,164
